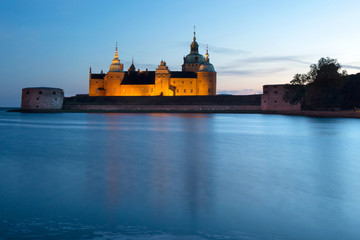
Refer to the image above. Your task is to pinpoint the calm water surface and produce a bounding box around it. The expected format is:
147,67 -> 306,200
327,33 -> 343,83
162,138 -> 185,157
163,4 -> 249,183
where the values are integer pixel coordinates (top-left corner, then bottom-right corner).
1,108 -> 360,239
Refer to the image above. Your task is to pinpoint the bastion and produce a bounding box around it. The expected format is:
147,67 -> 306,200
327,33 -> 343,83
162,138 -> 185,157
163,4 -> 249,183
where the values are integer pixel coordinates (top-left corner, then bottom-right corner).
21,88 -> 64,110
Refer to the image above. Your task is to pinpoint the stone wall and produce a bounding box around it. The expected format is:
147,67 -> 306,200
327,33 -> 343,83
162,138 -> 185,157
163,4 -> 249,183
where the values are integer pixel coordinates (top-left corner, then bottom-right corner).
63,104 -> 260,112
261,84 -> 301,111
21,88 -> 64,110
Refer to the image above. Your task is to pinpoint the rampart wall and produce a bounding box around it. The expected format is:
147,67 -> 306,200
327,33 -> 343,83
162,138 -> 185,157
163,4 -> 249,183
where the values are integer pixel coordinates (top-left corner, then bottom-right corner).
261,85 -> 301,111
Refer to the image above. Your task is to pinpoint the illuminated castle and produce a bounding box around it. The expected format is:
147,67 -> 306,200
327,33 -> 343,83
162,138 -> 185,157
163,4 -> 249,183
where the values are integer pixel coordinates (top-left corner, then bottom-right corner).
89,31 -> 216,96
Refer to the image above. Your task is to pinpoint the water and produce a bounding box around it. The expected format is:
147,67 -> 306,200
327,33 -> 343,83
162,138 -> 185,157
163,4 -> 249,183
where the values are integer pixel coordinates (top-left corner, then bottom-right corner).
1,108 -> 360,240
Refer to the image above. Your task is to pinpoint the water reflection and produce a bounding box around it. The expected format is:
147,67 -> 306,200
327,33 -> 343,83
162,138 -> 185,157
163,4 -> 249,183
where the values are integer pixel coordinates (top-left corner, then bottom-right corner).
1,112 -> 360,239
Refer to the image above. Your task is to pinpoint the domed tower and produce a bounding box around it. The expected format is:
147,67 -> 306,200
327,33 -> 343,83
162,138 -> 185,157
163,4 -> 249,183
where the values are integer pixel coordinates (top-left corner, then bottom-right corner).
104,43 -> 125,96
182,27 -> 205,72
109,42 -> 124,72
197,47 -> 217,95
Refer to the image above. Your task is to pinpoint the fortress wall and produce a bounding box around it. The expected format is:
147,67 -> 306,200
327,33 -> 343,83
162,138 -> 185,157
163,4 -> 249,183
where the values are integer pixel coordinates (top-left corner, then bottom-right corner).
64,94 -> 261,106
261,85 -> 301,111
119,85 -> 155,96
63,104 -> 260,112
89,78 -> 104,96
171,78 -> 197,96
21,88 -> 64,110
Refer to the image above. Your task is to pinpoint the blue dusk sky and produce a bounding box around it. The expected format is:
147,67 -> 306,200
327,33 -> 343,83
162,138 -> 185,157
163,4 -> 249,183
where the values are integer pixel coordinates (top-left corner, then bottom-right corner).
1,0 -> 360,106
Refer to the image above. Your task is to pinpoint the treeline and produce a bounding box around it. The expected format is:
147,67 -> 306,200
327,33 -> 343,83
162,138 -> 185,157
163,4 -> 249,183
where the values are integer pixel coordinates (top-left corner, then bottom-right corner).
284,57 -> 360,110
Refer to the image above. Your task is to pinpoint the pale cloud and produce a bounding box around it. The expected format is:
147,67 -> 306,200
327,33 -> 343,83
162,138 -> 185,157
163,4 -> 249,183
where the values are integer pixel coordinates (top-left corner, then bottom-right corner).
199,43 -> 249,55
217,89 -> 262,95
217,67 -> 289,76
235,56 -> 312,65
342,65 -> 360,71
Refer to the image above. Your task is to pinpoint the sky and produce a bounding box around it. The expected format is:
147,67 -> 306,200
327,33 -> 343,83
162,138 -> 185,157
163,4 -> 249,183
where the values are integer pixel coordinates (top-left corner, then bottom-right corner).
1,0 -> 360,107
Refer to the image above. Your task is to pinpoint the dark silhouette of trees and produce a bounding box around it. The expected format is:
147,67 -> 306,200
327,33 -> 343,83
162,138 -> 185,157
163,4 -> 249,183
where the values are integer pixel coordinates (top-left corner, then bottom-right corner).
284,57 -> 358,110
341,73 -> 360,109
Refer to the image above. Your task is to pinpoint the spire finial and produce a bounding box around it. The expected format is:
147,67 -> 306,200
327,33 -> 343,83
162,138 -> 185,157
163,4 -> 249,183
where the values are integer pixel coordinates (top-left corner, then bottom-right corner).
193,26 -> 196,41
205,44 -> 209,62
114,42 -> 119,59
132,56 -> 134,64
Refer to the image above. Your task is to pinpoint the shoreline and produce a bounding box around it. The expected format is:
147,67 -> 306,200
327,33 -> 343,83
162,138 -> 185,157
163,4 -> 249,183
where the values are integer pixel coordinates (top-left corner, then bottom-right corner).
7,108 -> 360,118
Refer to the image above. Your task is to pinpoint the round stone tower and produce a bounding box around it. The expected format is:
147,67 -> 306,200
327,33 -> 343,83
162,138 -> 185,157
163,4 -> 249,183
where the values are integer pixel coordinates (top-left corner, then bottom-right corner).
197,48 -> 216,95
21,87 -> 64,110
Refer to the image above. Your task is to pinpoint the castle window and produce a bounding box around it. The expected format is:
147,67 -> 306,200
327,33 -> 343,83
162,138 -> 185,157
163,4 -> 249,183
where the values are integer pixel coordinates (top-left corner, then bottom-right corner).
177,89 -> 179,93
52,91 -> 56,95
190,82 -> 192,84
274,100 -> 277,103
182,81 -> 184,84
151,88 -> 153,93
55,98 -> 57,101
184,89 -> 186,93
173,81 -> 175,84
264,101 -> 267,103
36,105 -> 39,108
191,89 -> 193,93
208,88 -> 211,93
274,91 -> 278,94
39,91 -> 42,94
36,97 -> 39,100
96,89 -> 98,93
26,91 -> 29,94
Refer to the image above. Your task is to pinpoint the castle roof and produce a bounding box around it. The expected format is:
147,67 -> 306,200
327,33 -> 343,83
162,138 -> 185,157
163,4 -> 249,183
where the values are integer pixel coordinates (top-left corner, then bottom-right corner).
91,73 -> 106,79
121,71 -> 155,85
171,71 -> 197,78
92,71 -> 199,86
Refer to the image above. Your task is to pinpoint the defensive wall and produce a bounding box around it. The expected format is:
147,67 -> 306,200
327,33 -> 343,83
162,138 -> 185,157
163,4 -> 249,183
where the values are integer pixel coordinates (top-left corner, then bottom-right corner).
62,95 -> 261,112
261,84 -> 301,111
18,85 -> 309,113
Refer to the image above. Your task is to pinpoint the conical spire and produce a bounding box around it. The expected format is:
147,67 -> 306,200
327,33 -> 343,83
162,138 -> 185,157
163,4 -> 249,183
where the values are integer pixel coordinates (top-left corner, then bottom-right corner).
113,42 -> 119,60
109,42 -> 122,72
129,57 -> 136,72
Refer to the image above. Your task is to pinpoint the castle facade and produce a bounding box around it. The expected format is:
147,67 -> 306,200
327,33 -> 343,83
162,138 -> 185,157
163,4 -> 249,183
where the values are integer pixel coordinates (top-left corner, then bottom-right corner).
89,32 -> 216,96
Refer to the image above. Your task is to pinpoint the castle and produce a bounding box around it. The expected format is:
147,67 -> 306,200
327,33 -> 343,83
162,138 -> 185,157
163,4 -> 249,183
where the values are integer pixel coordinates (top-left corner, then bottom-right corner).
89,31 -> 216,96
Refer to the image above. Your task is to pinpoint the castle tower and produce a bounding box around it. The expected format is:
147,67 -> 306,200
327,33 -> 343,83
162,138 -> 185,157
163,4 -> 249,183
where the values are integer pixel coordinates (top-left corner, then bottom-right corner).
197,47 -> 217,95
109,42 -> 124,72
182,27 -> 205,72
104,43 -> 125,96
155,60 -> 172,96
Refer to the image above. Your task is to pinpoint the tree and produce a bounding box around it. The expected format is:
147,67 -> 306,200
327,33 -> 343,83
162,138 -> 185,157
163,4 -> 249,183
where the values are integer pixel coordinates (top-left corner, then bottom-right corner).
284,57 -> 347,110
283,73 -> 309,107
305,58 -> 346,109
